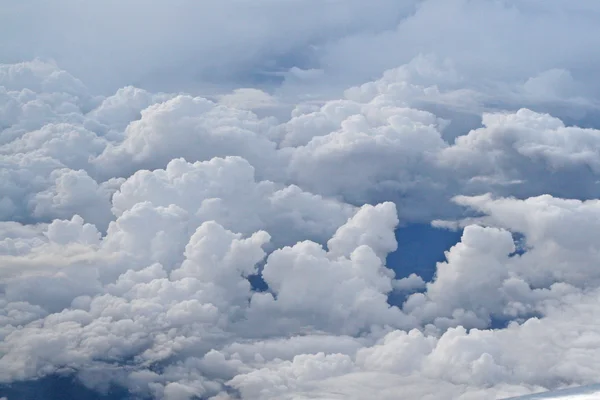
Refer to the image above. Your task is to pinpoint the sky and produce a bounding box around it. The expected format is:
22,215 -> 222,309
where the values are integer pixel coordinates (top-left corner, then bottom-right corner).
2,1 -> 600,399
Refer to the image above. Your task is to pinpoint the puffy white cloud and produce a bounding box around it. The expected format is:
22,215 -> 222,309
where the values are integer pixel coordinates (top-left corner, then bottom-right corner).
0,204 -> 404,396
31,168 -> 117,230
289,0 -> 600,103
110,156 -> 355,248
86,86 -> 174,134
225,193 -> 600,398
4,185 -> 600,400
0,60 -> 88,97
283,87 -> 600,221
0,219 -> 267,384
4,58 -> 600,228
439,109 -> 600,199
229,287 -> 600,399
3,4 -> 600,397
92,95 -> 283,181
218,89 -> 278,111
284,99 -> 451,221
247,203 -> 414,336
401,194 -> 600,331
1,123 -> 107,169
434,194 -> 600,290
0,153 -> 65,221
393,273 -> 427,293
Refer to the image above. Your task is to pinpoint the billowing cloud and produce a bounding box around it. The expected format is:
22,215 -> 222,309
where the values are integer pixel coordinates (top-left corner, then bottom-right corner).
4,60 -> 600,226
2,2 -> 600,399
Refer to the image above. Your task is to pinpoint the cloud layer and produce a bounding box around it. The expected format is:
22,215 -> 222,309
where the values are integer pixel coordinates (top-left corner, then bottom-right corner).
3,1 -> 600,399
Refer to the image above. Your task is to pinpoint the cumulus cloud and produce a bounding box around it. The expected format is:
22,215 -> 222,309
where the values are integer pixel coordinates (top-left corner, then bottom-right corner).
287,1 -> 600,103
2,2 -> 600,399
4,59 -> 600,227
217,89 -> 278,111
0,203 -> 403,396
92,95 -> 283,181
4,186 -> 600,399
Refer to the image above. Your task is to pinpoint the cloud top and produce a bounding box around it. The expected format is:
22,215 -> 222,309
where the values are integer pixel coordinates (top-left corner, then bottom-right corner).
2,2 -> 600,398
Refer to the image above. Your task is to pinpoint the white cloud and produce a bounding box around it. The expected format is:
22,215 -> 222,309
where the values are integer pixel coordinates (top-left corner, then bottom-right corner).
218,89 -> 278,111
3,59 -> 600,227
3,187 -> 600,399
92,95 -> 283,181
110,156 -> 356,249
229,287 -> 600,399
2,3 -> 600,397
0,205 -> 404,395
293,1 -> 600,101
247,203 -> 413,336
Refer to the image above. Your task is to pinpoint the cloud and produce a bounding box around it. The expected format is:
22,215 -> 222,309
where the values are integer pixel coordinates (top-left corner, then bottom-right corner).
247,203 -> 413,337
109,156 -> 356,249
284,88 -> 600,221
288,1 -> 600,102
217,89 -> 278,111
0,0 -> 414,93
228,287 -> 600,399
4,0 -> 600,112
4,59 -> 600,228
506,385 -> 600,399
0,203 -> 405,396
403,193 -> 600,331
3,187 -> 600,399
3,3 -> 600,398
92,95 -> 283,182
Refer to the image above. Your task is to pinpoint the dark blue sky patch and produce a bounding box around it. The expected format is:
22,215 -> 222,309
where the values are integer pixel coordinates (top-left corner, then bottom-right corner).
248,273 -> 269,292
387,223 -> 463,282
510,232 -> 528,257
386,223 -> 462,307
